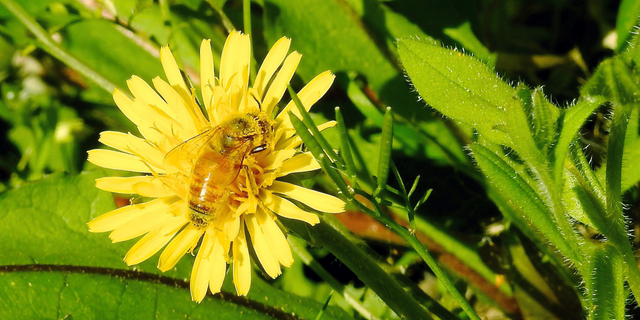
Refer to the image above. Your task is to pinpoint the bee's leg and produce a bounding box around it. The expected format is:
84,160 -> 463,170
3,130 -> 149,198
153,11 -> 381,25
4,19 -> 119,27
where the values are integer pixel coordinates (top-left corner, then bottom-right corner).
241,165 -> 262,213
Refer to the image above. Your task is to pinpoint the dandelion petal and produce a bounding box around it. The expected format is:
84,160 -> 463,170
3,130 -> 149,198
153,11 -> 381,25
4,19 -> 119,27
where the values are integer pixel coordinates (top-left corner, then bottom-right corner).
88,197 -> 178,232
246,215 -> 281,278
269,181 -> 345,213
158,224 -> 204,272
233,225 -> 251,296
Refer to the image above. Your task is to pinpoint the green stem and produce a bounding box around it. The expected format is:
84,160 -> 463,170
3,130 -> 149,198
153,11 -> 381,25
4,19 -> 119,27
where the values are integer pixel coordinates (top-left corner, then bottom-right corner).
335,107 -> 357,184
289,86 -> 342,165
288,237 -> 380,320
605,102 -> 640,300
354,191 -> 480,320
505,100 -> 585,268
242,0 -> 256,82
205,0 -> 235,33
374,107 -> 393,197
0,0 -> 116,93
282,215 -> 435,320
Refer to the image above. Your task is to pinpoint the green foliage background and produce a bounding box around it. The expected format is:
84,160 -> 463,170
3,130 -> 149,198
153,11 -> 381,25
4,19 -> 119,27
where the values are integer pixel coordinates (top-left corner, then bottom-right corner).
1,0 -> 640,319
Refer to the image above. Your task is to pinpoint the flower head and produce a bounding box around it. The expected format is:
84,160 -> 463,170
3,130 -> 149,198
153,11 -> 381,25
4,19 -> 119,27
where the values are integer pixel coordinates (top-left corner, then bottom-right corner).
87,31 -> 345,302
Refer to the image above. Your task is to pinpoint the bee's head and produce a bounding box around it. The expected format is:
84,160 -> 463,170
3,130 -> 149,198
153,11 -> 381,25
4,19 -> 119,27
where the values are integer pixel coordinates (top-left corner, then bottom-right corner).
219,109 -> 272,154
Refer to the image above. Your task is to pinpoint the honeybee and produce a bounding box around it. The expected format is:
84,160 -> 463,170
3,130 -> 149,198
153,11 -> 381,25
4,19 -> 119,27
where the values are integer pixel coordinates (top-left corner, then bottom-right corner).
164,108 -> 273,228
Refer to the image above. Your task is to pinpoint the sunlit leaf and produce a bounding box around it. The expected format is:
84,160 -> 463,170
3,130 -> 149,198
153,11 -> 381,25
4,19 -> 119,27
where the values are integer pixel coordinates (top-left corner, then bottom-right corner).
398,37 -> 514,145
0,172 -> 354,319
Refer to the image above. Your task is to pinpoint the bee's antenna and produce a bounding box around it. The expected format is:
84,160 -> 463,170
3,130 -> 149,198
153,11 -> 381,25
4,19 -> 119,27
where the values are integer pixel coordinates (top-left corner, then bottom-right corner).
248,88 -> 262,110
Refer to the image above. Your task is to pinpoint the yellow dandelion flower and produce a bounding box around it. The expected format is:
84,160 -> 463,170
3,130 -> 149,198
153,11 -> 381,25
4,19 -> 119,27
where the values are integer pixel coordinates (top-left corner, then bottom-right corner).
87,31 -> 345,302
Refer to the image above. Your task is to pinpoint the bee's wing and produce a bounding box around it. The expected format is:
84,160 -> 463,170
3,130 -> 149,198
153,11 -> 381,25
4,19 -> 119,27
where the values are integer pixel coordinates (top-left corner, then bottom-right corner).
163,128 -> 217,174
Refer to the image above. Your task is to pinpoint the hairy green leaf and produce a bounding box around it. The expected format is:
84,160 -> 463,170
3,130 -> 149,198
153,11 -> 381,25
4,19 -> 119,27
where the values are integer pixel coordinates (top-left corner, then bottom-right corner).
616,0 -> 640,52
397,37 -> 514,145
530,88 -> 560,154
585,245 -> 625,320
553,96 -> 606,184
470,144 -> 574,261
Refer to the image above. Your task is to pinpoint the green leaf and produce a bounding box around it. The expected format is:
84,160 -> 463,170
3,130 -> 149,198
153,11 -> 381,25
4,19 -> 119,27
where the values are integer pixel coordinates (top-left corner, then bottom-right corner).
470,144 -> 576,262
282,214 -> 436,320
0,172 -> 354,319
622,138 -> 640,192
581,57 -> 640,105
374,107 -> 393,196
552,96 -> 606,184
60,19 -> 164,90
262,0 -> 463,164
109,0 -> 154,21
616,0 -> 640,52
562,169 -> 603,230
397,37 -> 514,145
529,87 -> 560,154
585,245 -> 625,320
1,270 -> 277,320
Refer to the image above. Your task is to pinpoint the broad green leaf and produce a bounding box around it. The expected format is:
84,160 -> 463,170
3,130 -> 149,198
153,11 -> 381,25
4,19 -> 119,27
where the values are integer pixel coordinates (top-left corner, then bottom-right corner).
397,37 -> 514,145
470,144 -> 574,261
176,0 -> 203,10
0,171 -> 354,319
616,0 -> 640,52
60,19 -> 164,90
0,271 -> 273,319
262,0 -> 464,164
585,245 -> 625,320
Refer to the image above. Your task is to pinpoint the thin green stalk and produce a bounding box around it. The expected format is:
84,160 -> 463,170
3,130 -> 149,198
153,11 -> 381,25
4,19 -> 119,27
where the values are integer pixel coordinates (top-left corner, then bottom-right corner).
353,190 -> 480,320
282,215 -> 435,320
288,93 -> 478,319
374,107 -> 393,197
287,111 -> 353,200
288,86 -> 342,165
242,0 -> 256,82
335,107 -> 357,184
205,0 -> 235,33
1,0 -> 116,93
243,0 -> 251,37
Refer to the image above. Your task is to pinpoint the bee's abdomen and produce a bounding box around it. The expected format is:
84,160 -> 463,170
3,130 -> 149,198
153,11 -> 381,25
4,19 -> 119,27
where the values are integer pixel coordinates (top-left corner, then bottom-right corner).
186,162 -> 231,228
